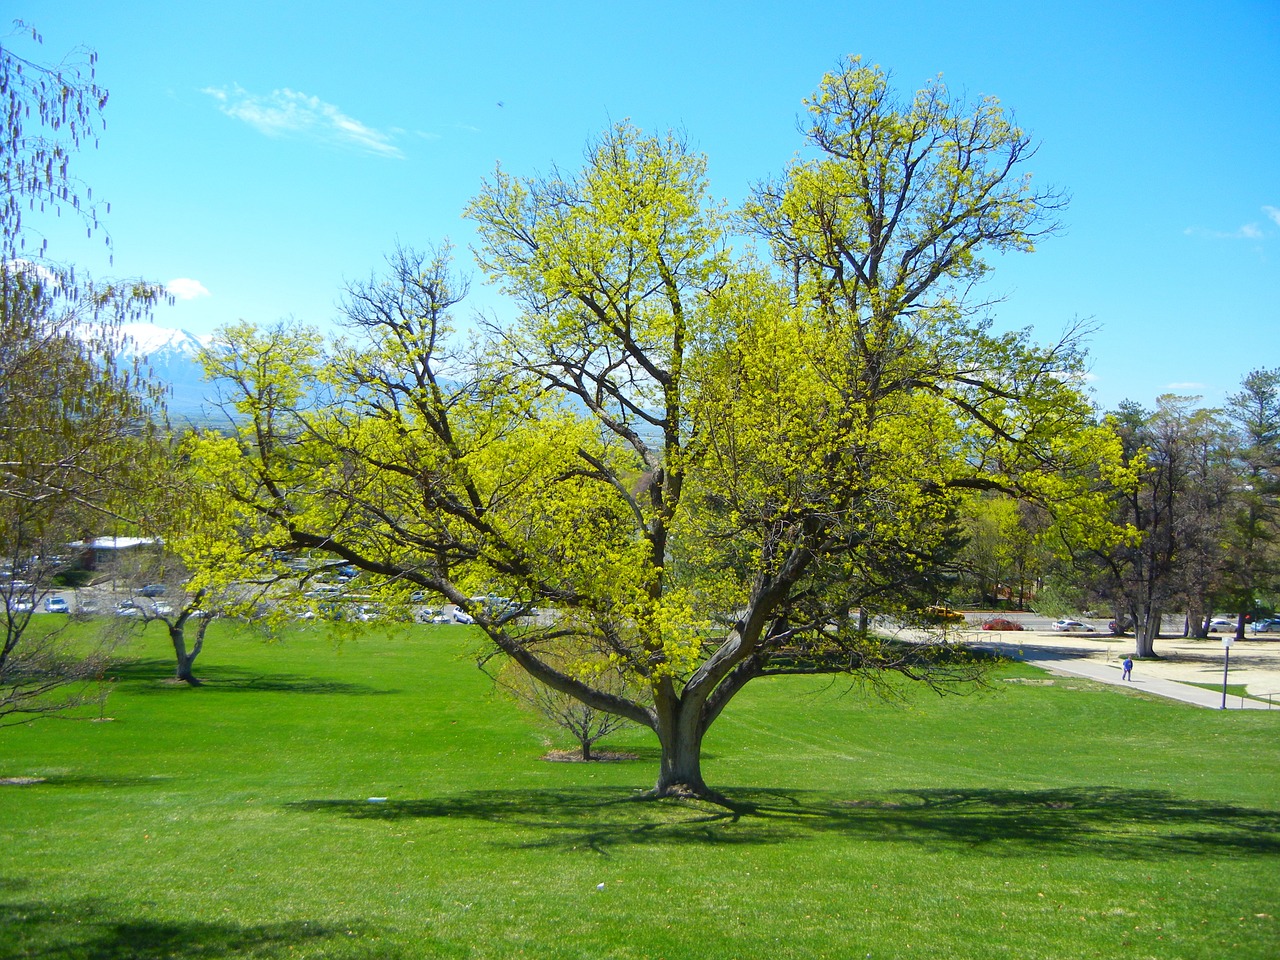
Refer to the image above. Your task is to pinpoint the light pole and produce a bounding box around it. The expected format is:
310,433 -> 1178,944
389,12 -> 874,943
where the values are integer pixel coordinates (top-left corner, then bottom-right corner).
1221,634 -> 1235,710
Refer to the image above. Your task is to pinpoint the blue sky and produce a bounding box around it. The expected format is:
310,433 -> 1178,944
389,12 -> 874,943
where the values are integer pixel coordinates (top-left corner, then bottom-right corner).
15,0 -> 1278,411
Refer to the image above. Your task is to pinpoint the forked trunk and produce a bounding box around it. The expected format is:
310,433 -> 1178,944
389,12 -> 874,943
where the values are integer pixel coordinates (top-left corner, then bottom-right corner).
1134,606 -> 1161,659
650,698 -> 721,801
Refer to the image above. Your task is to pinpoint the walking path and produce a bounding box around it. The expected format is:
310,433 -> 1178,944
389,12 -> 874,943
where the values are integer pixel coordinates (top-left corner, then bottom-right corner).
964,627 -> 1280,711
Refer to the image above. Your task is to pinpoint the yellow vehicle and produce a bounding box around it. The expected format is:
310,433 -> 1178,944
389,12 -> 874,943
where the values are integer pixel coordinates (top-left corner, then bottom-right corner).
923,605 -> 965,624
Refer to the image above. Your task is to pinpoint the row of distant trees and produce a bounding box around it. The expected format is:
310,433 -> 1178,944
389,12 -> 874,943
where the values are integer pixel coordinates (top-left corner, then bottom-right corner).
952,377 -> 1280,655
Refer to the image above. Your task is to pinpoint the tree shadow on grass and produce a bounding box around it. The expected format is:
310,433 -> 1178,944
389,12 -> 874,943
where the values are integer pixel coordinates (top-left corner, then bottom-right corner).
0,896 -> 365,960
288,784 -> 1280,861
105,659 -> 396,696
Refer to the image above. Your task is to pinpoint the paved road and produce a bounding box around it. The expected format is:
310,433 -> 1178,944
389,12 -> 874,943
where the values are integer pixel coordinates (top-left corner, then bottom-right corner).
978,638 -> 1278,711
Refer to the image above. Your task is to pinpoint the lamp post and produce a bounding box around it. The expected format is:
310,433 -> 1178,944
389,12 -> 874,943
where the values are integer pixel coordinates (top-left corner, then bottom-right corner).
1221,634 -> 1235,710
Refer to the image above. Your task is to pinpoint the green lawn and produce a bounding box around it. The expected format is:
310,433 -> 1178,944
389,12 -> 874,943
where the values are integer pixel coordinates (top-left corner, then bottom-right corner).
1182,681 -> 1278,706
2,619 -> 1277,959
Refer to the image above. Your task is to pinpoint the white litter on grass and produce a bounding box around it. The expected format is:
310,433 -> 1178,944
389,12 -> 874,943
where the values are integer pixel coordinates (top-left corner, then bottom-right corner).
596,883 -> 605,891
367,797 -> 388,803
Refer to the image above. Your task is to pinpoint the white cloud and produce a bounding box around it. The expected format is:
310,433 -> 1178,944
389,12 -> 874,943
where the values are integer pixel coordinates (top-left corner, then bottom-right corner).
167,278 -> 210,301
203,85 -> 403,159
1164,382 -> 1206,391
1184,206 -> 1280,241
1184,224 -> 1266,241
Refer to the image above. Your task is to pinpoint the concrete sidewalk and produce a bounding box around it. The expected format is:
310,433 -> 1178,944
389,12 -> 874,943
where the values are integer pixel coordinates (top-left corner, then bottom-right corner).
983,640 -> 1278,710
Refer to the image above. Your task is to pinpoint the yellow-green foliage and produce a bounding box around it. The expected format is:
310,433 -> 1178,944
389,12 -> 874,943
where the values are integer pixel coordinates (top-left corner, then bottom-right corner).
178,61 -> 1136,776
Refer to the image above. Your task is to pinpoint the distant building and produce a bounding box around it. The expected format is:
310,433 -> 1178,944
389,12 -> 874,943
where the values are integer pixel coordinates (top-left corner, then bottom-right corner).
69,536 -> 161,570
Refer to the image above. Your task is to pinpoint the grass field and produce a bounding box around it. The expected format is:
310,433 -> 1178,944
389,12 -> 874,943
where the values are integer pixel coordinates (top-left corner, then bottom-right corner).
2,619 -> 1277,959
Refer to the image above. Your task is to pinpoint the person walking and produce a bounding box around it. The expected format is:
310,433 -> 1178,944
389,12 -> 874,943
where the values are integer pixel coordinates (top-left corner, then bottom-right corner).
1122,657 -> 1133,681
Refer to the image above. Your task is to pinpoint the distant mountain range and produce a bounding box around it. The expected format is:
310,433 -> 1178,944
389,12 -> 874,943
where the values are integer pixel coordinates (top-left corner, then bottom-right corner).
108,324 -> 227,423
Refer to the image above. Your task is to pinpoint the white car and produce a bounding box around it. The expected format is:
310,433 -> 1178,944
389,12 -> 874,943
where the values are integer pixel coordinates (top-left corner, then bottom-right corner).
1051,619 -> 1097,633
431,607 -> 475,625
1207,617 -> 1236,632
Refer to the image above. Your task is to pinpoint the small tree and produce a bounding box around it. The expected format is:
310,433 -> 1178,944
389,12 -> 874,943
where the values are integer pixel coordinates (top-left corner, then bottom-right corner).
129,428 -> 304,685
108,553 -> 220,686
491,644 -> 637,761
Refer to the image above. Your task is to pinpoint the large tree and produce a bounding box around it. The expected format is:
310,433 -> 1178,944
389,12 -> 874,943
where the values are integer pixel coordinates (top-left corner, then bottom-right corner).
1220,369 -> 1280,625
191,61 -> 1124,801
0,264 -> 163,722
1,26 -> 163,722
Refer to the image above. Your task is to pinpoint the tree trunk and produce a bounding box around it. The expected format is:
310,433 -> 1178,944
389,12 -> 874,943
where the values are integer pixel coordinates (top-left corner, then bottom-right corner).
170,624 -> 203,686
654,729 -> 708,798
1134,606 -> 1161,658
1186,602 -> 1207,638
650,698 -> 713,800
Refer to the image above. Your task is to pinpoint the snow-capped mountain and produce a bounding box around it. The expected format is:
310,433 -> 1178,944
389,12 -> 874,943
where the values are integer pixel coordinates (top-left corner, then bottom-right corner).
114,323 -> 214,358
106,324 -> 226,422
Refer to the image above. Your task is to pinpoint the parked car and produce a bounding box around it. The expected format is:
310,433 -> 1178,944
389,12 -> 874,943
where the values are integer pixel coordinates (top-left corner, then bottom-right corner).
1206,617 -> 1237,632
44,596 -> 69,613
1051,619 -> 1097,633
11,597 -> 35,613
139,583 -> 166,597
431,607 -> 475,625
1251,618 -> 1280,633
981,617 -> 1024,631
115,599 -> 143,616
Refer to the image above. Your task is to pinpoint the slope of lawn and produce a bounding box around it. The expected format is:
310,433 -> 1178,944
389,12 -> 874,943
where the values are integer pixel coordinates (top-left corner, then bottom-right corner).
1,619 -> 1277,959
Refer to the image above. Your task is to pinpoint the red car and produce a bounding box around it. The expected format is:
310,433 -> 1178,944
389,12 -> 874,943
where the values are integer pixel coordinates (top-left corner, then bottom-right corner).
982,617 -> 1024,631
